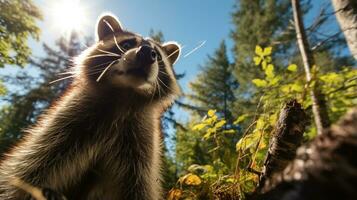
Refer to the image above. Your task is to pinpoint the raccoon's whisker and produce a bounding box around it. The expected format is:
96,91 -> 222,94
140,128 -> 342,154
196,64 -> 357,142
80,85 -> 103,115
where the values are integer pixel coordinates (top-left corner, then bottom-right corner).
159,45 -> 185,62
183,41 -> 206,58
87,59 -> 121,71
57,71 -> 75,76
49,75 -> 76,84
113,35 -> 126,54
57,57 -> 122,78
156,79 -> 161,100
149,79 -> 157,104
86,70 -> 104,76
96,60 -> 118,82
95,48 -> 120,57
157,76 -> 175,94
166,48 -> 181,60
83,53 -> 120,61
158,70 -> 170,76
103,19 -> 115,32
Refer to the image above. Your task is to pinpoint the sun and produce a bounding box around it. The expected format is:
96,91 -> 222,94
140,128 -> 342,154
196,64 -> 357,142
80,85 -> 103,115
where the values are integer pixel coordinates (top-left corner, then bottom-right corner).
50,0 -> 87,34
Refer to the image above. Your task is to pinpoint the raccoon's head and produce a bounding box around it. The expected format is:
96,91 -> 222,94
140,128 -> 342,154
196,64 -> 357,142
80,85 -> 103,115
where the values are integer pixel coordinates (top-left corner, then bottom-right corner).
78,13 -> 181,103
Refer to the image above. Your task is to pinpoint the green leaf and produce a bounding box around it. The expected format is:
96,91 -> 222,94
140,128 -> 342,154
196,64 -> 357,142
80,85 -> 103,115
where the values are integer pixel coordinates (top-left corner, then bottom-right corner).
207,109 -> 216,117
287,64 -> 297,72
255,45 -> 264,56
252,79 -> 268,87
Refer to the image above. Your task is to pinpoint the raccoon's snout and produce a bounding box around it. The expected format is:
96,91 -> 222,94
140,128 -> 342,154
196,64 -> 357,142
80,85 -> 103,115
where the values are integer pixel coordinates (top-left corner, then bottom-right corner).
136,45 -> 157,65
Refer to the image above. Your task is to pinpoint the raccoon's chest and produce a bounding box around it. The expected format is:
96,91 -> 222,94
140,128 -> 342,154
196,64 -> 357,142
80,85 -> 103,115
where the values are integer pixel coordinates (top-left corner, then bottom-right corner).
93,116 -> 154,173
69,120 -> 154,199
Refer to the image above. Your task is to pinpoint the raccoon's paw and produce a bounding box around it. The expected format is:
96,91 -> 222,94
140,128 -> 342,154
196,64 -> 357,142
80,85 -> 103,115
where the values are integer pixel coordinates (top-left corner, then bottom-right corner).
29,188 -> 67,200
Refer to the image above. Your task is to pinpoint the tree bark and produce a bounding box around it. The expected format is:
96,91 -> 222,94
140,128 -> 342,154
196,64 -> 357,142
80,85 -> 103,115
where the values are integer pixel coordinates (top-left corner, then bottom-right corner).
252,107 -> 357,200
332,0 -> 357,60
291,0 -> 330,135
258,100 -> 307,190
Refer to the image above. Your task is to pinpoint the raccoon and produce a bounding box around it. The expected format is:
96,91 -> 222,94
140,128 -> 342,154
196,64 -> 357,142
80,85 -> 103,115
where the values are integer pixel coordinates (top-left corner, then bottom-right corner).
0,13 -> 181,200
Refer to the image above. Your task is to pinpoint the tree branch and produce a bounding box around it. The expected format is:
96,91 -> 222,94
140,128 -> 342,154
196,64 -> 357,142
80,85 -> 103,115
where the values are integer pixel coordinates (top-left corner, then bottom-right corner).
257,100 -> 307,191
252,107 -> 357,200
291,0 -> 330,135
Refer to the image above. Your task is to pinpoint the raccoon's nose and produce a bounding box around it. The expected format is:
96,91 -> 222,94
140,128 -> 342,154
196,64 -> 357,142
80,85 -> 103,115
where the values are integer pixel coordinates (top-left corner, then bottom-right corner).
136,45 -> 157,65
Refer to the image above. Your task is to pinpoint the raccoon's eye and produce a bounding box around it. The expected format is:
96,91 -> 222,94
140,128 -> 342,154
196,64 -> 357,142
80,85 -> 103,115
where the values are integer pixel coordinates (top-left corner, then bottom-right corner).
157,51 -> 162,61
153,48 -> 162,61
120,40 -> 136,50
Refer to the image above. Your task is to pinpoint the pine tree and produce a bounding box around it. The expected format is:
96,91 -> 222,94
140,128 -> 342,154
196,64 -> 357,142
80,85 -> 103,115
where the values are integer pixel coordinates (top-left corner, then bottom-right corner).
0,33 -> 85,153
231,0 -> 294,84
175,41 -> 239,175
189,41 -> 238,123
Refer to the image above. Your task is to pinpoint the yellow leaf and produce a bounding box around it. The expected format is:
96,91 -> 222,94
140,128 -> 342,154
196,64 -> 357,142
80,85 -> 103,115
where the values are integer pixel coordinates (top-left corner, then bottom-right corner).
287,64 -> 297,72
265,64 -> 274,78
183,173 -> 202,186
255,45 -> 263,56
262,60 -> 267,70
236,132 -> 260,151
234,114 -> 248,125
168,189 -> 182,200
203,131 -> 213,140
263,46 -> 272,56
192,123 -> 207,131
269,76 -> 280,86
215,120 -> 226,129
281,85 -> 290,93
256,118 -> 265,130
269,113 -> 278,126
207,109 -> 216,117
265,56 -> 272,63
291,83 -> 304,92
253,56 -> 262,65
252,79 -> 268,87
223,129 -> 236,134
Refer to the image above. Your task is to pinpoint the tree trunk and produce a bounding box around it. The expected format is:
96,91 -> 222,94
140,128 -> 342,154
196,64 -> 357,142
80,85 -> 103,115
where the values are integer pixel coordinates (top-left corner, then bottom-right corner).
258,100 -> 307,190
332,0 -> 357,60
252,107 -> 357,200
291,0 -> 331,135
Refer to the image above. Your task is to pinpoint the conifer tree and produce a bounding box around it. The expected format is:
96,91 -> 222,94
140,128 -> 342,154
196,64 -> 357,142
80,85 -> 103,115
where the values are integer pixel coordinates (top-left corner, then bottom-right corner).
189,41 -> 238,123
0,33 -> 85,153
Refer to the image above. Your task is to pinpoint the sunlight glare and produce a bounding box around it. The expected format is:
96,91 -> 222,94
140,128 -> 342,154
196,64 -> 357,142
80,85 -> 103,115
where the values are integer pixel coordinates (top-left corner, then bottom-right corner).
50,0 -> 87,34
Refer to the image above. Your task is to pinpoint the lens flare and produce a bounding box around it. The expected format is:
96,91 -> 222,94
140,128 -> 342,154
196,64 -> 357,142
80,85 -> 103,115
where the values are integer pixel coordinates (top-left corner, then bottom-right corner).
50,0 -> 87,34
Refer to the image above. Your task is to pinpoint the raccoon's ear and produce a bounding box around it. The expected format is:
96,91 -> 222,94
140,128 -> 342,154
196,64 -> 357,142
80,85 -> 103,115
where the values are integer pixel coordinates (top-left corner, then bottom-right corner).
163,42 -> 181,65
96,13 -> 123,41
